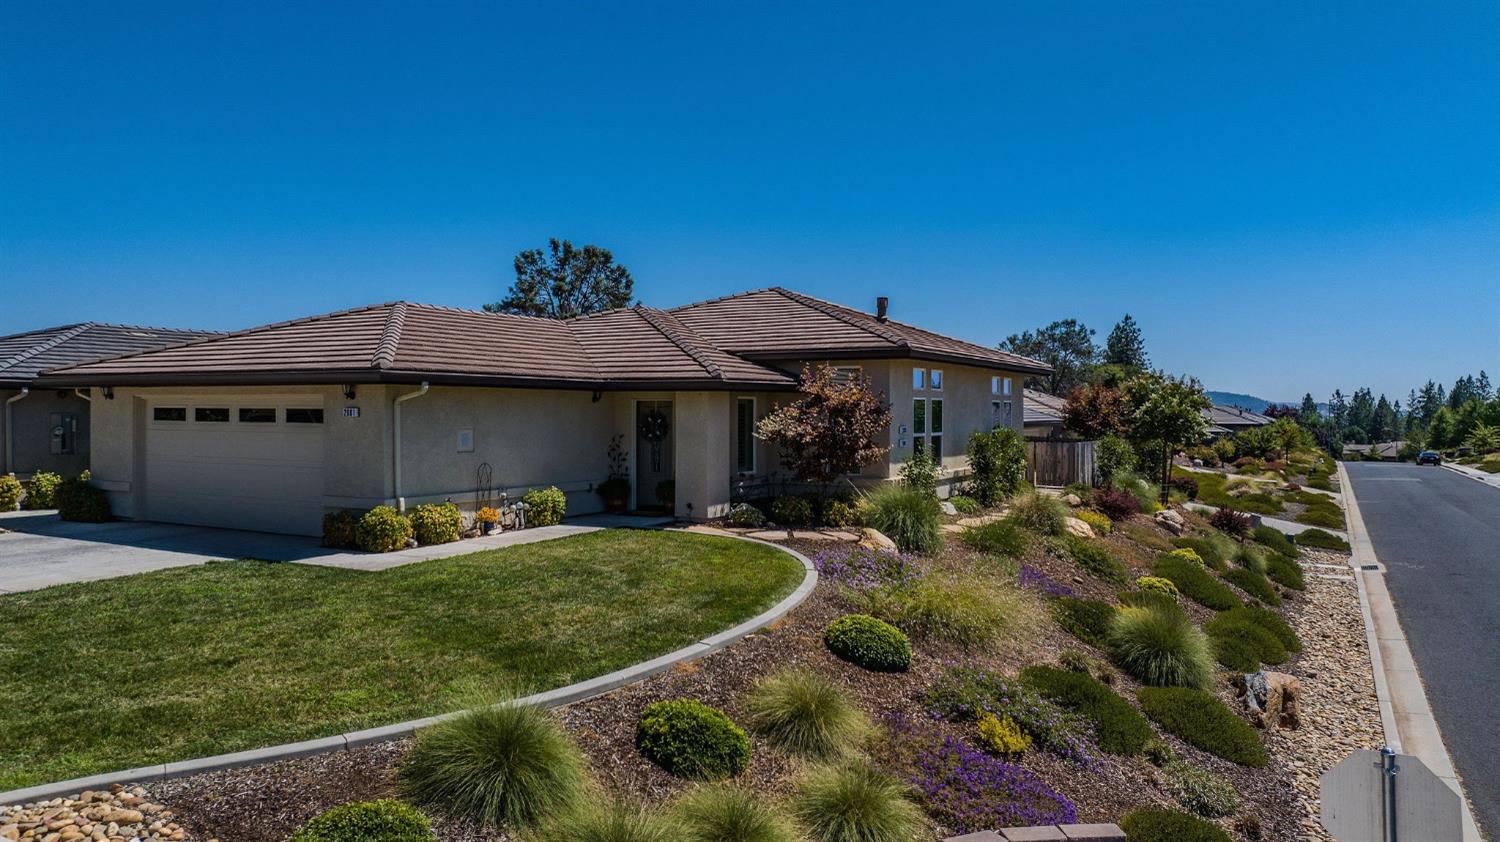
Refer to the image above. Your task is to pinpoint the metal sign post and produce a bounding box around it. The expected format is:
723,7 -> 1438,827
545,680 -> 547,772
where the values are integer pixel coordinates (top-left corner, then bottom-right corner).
1322,746 -> 1461,842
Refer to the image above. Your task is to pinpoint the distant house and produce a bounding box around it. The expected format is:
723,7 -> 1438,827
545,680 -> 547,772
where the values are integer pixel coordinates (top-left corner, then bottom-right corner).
1344,441 -> 1403,460
1,323 -> 214,478
1202,404 -> 1274,438
1023,389 -> 1068,439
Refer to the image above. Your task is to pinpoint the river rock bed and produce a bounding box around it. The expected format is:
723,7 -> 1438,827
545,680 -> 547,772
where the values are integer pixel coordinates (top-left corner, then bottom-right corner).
0,785 -> 206,842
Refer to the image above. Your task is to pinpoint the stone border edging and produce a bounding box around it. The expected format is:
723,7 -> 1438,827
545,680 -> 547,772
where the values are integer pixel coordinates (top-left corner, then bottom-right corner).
0,533 -> 817,806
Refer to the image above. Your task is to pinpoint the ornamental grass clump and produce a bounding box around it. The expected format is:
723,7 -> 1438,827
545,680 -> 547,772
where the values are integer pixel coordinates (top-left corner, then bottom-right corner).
792,761 -> 924,842
399,702 -> 586,830
1108,604 -> 1214,690
960,517 -> 1031,558
824,614 -> 912,672
876,572 -> 1042,651
746,669 -> 872,760
1231,542 -> 1267,574
289,799 -> 435,842
1018,665 -> 1151,756
636,699 -> 752,780
1057,534 -> 1130,586
1119,808 -> 1231,842
1154,552 -> 1241,611
875,715 -> 1076,833
861,484 -> 941,554
1009,490 -> 1068,535
924,666 -> 1095,765
1136,687 -> 1269,767
671,785 -> 800,842
533,801 -> 682,842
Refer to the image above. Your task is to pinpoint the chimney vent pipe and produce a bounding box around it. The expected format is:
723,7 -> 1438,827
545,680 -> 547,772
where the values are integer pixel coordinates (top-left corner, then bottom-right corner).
876,296 -> 889,322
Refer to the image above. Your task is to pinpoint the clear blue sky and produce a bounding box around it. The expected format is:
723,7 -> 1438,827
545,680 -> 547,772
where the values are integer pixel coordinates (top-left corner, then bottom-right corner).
3,1 -> 1496,403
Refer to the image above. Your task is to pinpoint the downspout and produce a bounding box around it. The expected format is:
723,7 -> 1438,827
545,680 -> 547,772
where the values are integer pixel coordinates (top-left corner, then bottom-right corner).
392,381 -> 430,512
74,388 -> 92,402
4,387 -> 29,474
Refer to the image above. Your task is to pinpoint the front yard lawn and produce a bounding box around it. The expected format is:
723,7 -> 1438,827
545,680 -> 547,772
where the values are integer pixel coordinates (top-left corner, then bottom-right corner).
0,529 -> 804,789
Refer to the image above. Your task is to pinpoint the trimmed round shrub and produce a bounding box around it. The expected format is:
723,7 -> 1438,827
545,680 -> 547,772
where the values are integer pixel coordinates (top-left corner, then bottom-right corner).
410,502 -> 463,545
822,499 -> 860,528
1076,509 -> 1112,534
1136,687 -> 1269,767
0,474 -> 21,511
976,711 -> 1031,756
1050,596 -> 1116,648
1223,567 -> 1280,606
862,485 -> 941,554
1135,576 -> 1179,598
1108,605 -> 1214,689
1119,807 -> 1230,842
399,702 -> 586,828
1091,487 -> 1141,521
1019,665 -> 1151,756
1231,542 -> 1267,574
1164,547 -> 1204,566
322,509 -> 361,549
522,486 -> 567,526
357,505 -> 414,553
672,784 -> 799,842
1008,491 -> 1068,535
771,496 -> 814,526
23,471 -> 62,509
56,473 -> 111,522
636,699 -> 752,780
824,614 -> 911,672
746,669 -> 871,760
1295,527 -> 1351,551
1266,554 -> 1306,590
725,503 -> 767,528
791,762 -> 923,842
1171,536 -> 1231,571
535,801 -> 681,842
1059,535 -> 1130,586
1217,605 -> 1301,653
1154,552 -> 1241,611
1206,629 -> 1263,672
289,799 -> 434,842
960,517 -> 1031,558
1251,524 -> 1296,558
948,494 -> 981,515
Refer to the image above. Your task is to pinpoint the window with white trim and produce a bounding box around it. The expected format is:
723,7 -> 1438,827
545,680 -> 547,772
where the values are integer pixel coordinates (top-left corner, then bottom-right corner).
912,397 -> 943,457
831,366 -> 863,385
992,399 -> 1014,429
153,407 -> 187,422
735,397 -> 756,474
929,369 -> 943,390
912,367 -> 925,391
1003,377 -> 1013,396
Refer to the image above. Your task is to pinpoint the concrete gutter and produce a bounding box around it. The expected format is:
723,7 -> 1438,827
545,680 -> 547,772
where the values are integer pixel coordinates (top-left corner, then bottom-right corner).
1441,461 -> 1500,490
0,533 -> 817,805
1338,461 -> 1482,842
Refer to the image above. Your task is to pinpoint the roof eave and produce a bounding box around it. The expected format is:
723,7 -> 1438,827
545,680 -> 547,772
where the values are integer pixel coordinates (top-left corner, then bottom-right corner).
32,368 -> 800,392
733,346 -> 1052,375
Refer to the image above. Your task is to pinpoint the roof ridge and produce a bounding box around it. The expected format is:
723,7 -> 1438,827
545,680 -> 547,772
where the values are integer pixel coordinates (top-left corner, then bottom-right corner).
410,301 -> 598,325
664,286 -> 783,313
373,302 -> 408,369
771,287 -> 910,348
634,306 -> 724,379
0,322 -> 94,373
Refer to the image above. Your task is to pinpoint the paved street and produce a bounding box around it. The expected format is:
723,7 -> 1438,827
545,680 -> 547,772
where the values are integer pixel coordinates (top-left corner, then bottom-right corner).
1345,462 -> 1500,838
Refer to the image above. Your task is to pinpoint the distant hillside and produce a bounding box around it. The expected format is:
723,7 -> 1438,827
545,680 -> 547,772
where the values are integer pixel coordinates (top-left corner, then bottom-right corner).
1204,390 -> 1327,414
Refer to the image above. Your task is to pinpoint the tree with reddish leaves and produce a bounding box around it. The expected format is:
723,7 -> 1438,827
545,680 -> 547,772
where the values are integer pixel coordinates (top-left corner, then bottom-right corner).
1063,383 -> 1130,439
756,364 -> 893,496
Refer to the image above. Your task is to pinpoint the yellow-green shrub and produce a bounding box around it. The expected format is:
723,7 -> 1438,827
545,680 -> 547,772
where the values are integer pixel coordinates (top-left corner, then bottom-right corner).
522,486 -> 567,526
1076,509 -> 1112,534
976,711 -> 1030,757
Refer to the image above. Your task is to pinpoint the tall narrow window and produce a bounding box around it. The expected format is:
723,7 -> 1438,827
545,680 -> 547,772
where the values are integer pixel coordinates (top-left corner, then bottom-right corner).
736,398 -> 756,474
912,367 -> 925,391
991,376 -> 1001,395
930,398 -> 943,458
1003,377 -> 1013,396
912,398 -> 927,456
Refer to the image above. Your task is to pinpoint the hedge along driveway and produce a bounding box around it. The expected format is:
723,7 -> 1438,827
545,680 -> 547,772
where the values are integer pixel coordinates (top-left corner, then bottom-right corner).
0,529 -> 806,788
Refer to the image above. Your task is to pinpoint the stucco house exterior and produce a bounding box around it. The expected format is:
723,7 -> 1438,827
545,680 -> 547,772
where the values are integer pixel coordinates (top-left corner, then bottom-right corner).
1,323 -> 214,478
36,288 -> 1048,536
1022,389 -> 1068,439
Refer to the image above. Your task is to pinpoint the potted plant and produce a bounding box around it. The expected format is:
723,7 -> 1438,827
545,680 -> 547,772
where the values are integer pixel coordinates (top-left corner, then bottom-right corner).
475,506 -> 500,535
597,434 -> 631,513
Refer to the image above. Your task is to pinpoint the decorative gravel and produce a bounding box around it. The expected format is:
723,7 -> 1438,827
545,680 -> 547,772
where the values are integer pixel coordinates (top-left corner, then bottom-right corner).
1,784 -> 196,842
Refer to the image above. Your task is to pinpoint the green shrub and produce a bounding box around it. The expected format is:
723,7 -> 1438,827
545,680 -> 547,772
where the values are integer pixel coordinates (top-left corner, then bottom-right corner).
637,699 -> 752,780
357,506 -> 413,553
1205,629 -> 1262,672
746,669 -> 870,760
534,801 -> 681,842
963,427 -> 1026,505
1204,614 -> 1287,671
1265,554 -> 1306,590
522,486 -> 567,526
1296,528 -> 1351,552
321,509 -> 361,548
1154,553 -> 1241,611
726,503 -> 767,528
947,494 -> 980,515
1112,470 -> 1159,512
792,762 -> 923,842
22,471 -> 62,509
1076,509 -> 1112,534
1108,604 -> 1214,689
1142,737 -> 1175,767
1009,490 -> 1068,536
877,572 -> 1038,650
824,614 -> 912,672
960,517 -> 1030,558
1058,534 -> 1130,585
410,502 -> 463,545
289,799 -> 435,842
770,496 -> 814,526
55,473 -> 111,522
0,474 -> 21,511
1223,567 -> 1280,605
1051,597 -> 1116,647
822,499 -> 860,528
1251,524 -> 1296,558
862,485 -> 941,554
1135,576 -> 1179,597
898,450 -> 939,497
672,785 -> 799,842
1216,605 -> 1301,653
924,666 -> 1094,762
1171,535 -> 1231,571
1136,687 -> 1268,767
1294,502 -> 1345,529
1096,434 -> 1137,481
1019,665 -> 1151,755
399,702 -> 585,828
1117,588 -> 1179,612
1119,808 -> 1230,842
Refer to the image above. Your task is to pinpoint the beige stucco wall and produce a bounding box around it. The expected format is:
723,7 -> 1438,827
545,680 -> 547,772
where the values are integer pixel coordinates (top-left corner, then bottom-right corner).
1,388 -> 92,477
883,360 -> 1029,495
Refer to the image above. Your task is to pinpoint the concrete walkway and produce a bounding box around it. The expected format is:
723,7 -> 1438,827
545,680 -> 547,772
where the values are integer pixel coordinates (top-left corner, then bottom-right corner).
1182,501 -> 1348,539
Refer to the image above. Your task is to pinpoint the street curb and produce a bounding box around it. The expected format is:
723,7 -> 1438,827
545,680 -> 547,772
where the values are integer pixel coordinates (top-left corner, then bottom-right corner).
1338,462 -> 1482,842
0,533 -> 818,806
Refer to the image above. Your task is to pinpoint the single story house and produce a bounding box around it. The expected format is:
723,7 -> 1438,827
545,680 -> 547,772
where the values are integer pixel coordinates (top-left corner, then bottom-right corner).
1202,404 -> 1274,437
37,288 -> 1049,536
1,322 -> 214,478
1022,389 -> 1068,439
1343,441 -> 1403,460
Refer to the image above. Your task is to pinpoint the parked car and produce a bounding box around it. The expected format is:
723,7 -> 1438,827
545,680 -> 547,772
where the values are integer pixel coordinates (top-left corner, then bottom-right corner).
1416,450 -> 1442,465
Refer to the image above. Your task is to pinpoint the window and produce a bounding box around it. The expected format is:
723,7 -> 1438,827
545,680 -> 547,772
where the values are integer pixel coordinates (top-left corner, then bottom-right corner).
286,408 -> 324,424
195,407 -> 230,423
930,398 -> 943,458
912,367 -> 925,391
929,369 -> 943,390
153,407 -> 187,422
50,412 -> 77,455
993,399 -> 1013,429
1003,377 -> 1013,396
735,398 -> 756,474
912,398 -> 942,458
239,408 -> 276,423
992,376 -> 1001,395
831,366 -> 862,385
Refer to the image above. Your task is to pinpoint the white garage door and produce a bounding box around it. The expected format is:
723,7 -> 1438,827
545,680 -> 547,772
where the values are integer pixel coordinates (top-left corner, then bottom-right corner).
146,398 -> 326,536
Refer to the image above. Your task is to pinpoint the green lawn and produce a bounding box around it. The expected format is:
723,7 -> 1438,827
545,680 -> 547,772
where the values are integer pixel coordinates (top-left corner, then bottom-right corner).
0,529 -> 804,788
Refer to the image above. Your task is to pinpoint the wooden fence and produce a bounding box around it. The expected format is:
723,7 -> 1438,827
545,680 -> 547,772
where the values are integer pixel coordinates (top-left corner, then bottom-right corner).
1025,438 -> 1097,488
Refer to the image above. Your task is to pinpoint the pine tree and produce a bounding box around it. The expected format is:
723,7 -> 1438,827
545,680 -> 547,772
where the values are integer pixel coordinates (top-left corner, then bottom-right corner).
1102,314 -> 1150,370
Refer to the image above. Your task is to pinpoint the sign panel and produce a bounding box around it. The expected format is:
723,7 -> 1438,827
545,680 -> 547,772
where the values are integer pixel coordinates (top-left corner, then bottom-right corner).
1321,749 -> 1462,842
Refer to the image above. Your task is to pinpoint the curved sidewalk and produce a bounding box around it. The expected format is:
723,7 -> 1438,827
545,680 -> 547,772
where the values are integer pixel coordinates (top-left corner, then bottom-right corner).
0,533 -> 817,805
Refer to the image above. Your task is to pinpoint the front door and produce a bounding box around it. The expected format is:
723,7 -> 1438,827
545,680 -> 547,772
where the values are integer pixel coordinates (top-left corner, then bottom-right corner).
635,400 -> 674,514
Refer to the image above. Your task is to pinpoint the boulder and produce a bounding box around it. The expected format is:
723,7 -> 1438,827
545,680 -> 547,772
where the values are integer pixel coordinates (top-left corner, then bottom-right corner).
1233,670 -> 1302,729
859,527 -> 899,552
939,501 -> 959,515
1062,493 -> 1084,507
1153,510 -> 1186,535
1064,517 -> 1095,538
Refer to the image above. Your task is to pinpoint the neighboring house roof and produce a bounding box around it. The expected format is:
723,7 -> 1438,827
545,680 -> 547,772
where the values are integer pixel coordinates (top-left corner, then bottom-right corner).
0,322 -> 216,388
1345,441 -> 1403,457
37,289 -> 1052,390
1023,389 -> 1066,426
1203,404 -> 1274,428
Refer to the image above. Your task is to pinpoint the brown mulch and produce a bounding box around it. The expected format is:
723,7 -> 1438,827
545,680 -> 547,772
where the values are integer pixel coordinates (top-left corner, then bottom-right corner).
151,515 -> 1317,842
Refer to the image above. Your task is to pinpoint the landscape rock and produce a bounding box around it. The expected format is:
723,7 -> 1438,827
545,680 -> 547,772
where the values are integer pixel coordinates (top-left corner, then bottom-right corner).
1234,670 -> 1303,729
939,501 -> 959,515
858,527 -> 898,552
1153,509 -> 1186,534
1062,493 -> 1083,507
0,788 -> 182,842
1063,517 -> 1095,538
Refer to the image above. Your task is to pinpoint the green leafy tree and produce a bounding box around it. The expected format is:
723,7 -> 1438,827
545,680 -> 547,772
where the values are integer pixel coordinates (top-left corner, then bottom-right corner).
485,238 -> 634,318
999,319 -> 1098,396
1103,314 -> 1150,370
964,428 -> 1027,505
1465,422 -> 1499,453
1123,372 -> 1211,503
756,364 -> 893,496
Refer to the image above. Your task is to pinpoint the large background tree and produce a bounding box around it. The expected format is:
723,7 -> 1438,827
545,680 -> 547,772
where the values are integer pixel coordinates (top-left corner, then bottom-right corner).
1102,314 -> 1149,370
485,238 -> 635,318
999,319 -> 1097,395
1123,371 -> 1210,503
756,364 -> 892,495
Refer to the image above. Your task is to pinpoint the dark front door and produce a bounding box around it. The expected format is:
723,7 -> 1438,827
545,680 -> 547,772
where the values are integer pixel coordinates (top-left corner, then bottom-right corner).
635,400 -> 674,513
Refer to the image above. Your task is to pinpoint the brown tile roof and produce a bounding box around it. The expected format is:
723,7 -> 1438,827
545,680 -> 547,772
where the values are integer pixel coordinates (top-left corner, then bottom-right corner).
1023,389 -> 1067,425
0,322 -> 216,387
36,288 -> 1048,389
670,287 -> 1050,374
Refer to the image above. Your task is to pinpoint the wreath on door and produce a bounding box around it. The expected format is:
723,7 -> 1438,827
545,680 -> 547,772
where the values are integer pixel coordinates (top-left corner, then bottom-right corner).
639,409 -> 670,472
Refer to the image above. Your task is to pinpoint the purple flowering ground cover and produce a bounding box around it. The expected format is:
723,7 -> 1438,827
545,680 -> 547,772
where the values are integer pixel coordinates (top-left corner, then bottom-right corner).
811,544 -> 923,593
1019,563 -> 1075,597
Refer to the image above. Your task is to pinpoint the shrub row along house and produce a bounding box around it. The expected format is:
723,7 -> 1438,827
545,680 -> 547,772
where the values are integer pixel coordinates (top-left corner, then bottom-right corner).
34,288 -> 1049,536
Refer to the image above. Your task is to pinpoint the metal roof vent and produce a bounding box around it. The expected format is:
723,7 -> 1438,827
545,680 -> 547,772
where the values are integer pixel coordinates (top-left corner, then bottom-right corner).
876,296 -> 889,322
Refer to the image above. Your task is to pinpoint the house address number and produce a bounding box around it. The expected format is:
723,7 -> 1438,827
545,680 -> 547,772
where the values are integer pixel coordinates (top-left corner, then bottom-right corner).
343,407 -> 360,418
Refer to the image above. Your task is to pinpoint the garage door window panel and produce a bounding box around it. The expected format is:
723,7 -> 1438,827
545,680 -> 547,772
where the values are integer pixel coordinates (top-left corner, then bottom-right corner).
153,407 -> 187,422
195,408 -> 230,423
286,408 -> 324,424
239,408 -> 277,423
